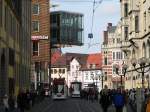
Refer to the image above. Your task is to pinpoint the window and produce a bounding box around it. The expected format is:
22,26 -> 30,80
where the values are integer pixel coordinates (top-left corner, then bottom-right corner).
113,38 -> 115,43
51,69 -> 53,74
135,16 -> 139,32
104,57 -> 107,65
92,64 -> 96,69
59,69 -> 61,73
113,52 -> 115,60
0,0 -> 2,27
32,4 -> 39,15
120,52 -> 123,59
54,69 -> 57,74
113,65 -> 116,74
144,12 -> 146,31
32,21 -> 39,32
117,38 -> 121,43
90,73 -> 94,80
124,27 -> 128,40
62,69 -> 65,73
35,62 -> 40,71
124,3 -> 128,17
85,74 -> 88,80
32,41 -> 39,56
116,52 -> 119,59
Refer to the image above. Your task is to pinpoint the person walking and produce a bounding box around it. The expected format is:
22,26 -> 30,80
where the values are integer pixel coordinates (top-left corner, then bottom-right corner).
3,94 -> 9,112
113,88 -> 125,112
99,85 -> 111,112
8,94 -> 15,112
17,89 -> 26,112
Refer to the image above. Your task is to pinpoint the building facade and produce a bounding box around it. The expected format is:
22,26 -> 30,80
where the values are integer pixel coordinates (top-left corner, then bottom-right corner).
31,0 -> 50,90
120,0 -> 150,89
102,23 -> 127,89
81,53 -> 102,92
68,58 -> 83,88
0,0 -> 31,99
51,54 -> 68,86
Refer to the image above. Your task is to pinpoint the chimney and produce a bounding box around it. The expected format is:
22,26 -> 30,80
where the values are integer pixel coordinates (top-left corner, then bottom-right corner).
108,23 -> 112,27
103,31 -> 108,45
107,23 -> 112,30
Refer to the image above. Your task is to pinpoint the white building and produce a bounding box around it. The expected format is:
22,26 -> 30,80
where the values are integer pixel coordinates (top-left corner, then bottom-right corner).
120,0 -> 150,89
81,53 -> 102,91
51,55 -> 68,85
68,58 -> 83,88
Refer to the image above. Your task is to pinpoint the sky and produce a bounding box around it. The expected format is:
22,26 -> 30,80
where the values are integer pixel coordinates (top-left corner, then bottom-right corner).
51,0 -> 120,54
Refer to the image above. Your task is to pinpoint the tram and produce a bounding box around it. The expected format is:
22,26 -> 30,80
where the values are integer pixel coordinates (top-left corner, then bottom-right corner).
70,81 -> 82,98
52,78 -> 67,100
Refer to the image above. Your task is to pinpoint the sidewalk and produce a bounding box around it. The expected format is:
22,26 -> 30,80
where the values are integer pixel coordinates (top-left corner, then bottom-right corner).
0,97 -> 51,112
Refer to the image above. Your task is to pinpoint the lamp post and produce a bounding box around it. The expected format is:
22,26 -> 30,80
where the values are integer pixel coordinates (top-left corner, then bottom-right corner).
131,57 -> 150,112
131,57 -> 150,89
114,64 -> 128,88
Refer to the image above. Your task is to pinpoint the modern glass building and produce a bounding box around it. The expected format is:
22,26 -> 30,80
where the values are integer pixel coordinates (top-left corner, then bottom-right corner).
50,11 -> 84,47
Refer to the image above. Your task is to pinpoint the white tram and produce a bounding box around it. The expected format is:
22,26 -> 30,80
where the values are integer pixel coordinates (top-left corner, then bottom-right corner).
70,81 -> 82,98
52,78 -> 67,100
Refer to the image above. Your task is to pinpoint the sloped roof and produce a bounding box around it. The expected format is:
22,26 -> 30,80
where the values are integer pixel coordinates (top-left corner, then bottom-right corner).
52,53 -> 88,69
51,52 -> 102,71
81,53 -> 102,70
51,49 -> 62,65
51,54 -> 66,67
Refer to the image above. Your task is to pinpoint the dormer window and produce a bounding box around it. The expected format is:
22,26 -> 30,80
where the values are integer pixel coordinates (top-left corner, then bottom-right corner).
87,64 -> 90,69
92,64 -> 96,69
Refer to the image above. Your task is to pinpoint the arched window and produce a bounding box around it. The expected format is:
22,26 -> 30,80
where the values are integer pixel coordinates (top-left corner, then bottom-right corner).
132,49 -> 135,58
142,42 -> 146,57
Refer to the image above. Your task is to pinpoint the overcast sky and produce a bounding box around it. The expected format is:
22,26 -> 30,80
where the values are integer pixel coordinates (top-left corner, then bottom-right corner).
51,0 -> 120,54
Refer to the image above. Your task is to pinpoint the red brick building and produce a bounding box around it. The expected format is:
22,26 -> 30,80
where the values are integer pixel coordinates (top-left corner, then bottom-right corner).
31,0 -> 50,90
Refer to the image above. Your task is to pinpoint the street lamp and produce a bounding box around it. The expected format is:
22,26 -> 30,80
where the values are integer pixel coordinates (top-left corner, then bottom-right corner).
114,64 -> 128,88
131,57 -> 150,112
131,57 -> 150,88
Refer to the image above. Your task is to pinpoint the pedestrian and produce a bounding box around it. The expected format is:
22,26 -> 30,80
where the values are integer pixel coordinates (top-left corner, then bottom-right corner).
99,85 -> 111,112
3,94 -> 9,112
17,89 -> 26,112
113,88 -> 125,112
25,89 -> 31,110
8,94 -> 15,111
146,96 -> 150,112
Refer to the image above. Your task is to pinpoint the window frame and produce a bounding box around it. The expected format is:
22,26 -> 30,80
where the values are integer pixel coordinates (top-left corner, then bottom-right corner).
32,3 -> 39,15
135,16 -> 139,33
32,41 -> 39,56
32,20 -> 39,32
124,3 -> 128,17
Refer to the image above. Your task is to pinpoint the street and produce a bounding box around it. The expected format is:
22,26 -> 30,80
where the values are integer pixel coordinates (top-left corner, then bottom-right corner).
29,97 -> 133,112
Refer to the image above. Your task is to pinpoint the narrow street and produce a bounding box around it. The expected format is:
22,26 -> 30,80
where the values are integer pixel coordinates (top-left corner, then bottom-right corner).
28,97 -> 133,112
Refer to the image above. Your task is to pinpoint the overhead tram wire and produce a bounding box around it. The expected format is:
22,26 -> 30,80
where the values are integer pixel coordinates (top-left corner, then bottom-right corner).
88,0 -> 103,48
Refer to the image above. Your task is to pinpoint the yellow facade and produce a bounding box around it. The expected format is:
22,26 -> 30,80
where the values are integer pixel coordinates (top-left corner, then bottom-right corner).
0,0 -> 31,98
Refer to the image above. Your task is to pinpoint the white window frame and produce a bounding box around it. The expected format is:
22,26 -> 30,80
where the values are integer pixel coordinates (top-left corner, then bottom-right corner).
32,3 -> 39,15
32,20 -> 39,32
